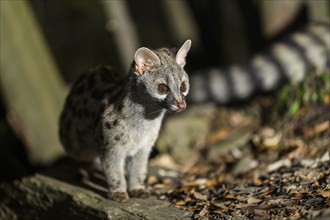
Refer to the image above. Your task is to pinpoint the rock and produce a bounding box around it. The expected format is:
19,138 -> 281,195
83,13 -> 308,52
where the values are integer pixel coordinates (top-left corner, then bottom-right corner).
157,104 -> 216,164
0,171 -> 191,219
208,131 -> 252,160
233,155 -> 259,175
267,159 -> 292,173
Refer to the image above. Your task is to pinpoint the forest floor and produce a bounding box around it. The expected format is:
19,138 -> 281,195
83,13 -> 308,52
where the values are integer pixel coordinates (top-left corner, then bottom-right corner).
147,93 -> 330,219
1,75 -> 329,219
65,77 -> 330,220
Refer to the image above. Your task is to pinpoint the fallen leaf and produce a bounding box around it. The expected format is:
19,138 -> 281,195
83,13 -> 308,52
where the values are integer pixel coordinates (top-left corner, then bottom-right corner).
320,191 -> 330,198
267,159 -> 292,172
174,200 -> 186,206
147,175 -> 158,185
206,128 -> 230,145
247,197 -> 262,204
293,192 -> 301,198
199,206 -> 209,216
253,209 -> 269,217
303,121 -> 329,138
320,151 -> 330,162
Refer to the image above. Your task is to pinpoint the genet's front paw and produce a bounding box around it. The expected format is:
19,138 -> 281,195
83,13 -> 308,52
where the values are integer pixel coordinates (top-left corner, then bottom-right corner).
129,188 -> 150,199
108,191 -> 129,202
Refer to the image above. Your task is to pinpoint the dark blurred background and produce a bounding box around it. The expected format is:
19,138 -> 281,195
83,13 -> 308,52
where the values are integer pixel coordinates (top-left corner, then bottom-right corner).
0,0 -> 329,183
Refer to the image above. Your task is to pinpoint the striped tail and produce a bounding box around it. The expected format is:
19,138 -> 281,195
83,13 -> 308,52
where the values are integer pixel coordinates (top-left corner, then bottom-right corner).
188,22 -> 330,105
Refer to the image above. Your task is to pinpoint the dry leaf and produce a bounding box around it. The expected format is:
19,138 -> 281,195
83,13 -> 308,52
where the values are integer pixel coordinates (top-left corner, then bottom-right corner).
247,197 -> 262,204
320,191 -> 330,198
293,192 -> 301,198
192,191 -> 207,200
174,200 -> 186,206
267,159 -> 292,172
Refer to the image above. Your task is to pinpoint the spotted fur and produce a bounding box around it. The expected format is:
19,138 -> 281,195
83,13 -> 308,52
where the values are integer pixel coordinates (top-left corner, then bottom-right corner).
59,40 -> 191,202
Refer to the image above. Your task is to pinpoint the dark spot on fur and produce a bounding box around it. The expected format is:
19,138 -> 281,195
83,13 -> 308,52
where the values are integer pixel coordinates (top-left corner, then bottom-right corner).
156,48 -> 176,58
108,87 -> 124,103
109,179 -> 120,189
91,89 -> 103,100
95,110 -> 103,119
71,105 -> 77,116
82,98 -> 88,106
100,104 -> 107,114
83,108 -> 90,117
93,117 -> 100,129
77,109 -> 83,118
74,83 -> 85,94
65,120 -> 71,131
114,136 -> 120,141
100,69 -> 113,82
77,129 -> 87,135
105,122 -> 112,129
73,74 -> 85,87
113,119 -> 118,126
92,88 -> 118,100
66,96 -> 73,108
87,74 -> 96,90
117,103 -> 124,112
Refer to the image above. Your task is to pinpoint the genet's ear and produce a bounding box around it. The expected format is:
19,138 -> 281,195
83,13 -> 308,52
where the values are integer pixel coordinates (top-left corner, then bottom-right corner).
176,39 -> 192,67
134,47 -> 161,76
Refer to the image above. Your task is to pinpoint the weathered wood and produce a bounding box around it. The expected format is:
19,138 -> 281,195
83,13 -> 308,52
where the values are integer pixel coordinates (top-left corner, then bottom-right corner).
0,1 -> 66,164
0,172 -> 192,220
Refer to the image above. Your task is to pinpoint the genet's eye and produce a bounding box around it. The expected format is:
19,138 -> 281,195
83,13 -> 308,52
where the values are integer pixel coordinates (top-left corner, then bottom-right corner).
158,84 -> 170,94
180,82 -> 186,93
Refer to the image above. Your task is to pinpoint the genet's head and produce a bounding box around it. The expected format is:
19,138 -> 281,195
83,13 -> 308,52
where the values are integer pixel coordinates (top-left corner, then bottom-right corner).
132,40 -> 191,112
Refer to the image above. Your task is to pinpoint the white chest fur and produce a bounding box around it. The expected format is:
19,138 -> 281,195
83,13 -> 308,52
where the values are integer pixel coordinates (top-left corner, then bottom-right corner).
125,113 -> 165,157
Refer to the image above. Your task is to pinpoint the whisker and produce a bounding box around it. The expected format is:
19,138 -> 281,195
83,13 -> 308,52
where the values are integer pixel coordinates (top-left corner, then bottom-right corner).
147,109 -> 164,116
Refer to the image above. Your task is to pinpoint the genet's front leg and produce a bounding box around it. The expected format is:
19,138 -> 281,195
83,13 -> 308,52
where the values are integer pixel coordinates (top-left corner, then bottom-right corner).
126,146 -> 152,199
100,147 -> 128,202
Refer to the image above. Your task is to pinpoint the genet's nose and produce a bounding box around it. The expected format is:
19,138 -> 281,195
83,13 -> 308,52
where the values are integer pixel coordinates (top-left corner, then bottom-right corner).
176,101 -> 186,110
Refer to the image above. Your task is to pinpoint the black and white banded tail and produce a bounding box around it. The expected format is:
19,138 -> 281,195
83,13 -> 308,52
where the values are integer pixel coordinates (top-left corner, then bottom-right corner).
189,22 -> 330,104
